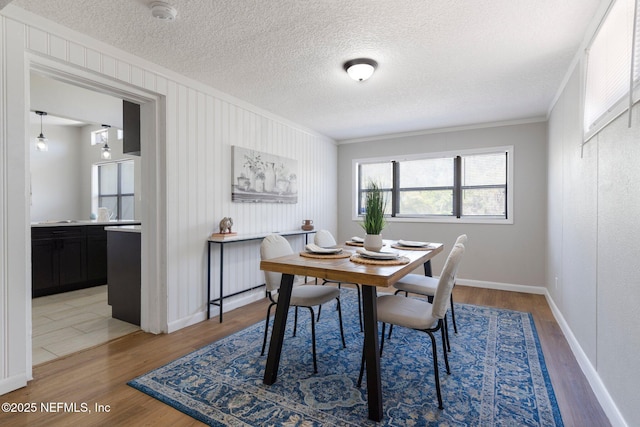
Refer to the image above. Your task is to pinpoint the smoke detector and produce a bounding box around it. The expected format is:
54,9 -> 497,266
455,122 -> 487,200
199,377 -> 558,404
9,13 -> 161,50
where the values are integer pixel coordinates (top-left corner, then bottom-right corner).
150,1 -> 177,21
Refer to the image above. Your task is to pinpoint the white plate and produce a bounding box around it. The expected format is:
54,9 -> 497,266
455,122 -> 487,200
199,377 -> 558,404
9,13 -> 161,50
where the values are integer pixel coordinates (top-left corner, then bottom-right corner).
350,236 -> 364,243
305,244 -> 342,254
397,239 -> 430,247
357,249 -> 399,260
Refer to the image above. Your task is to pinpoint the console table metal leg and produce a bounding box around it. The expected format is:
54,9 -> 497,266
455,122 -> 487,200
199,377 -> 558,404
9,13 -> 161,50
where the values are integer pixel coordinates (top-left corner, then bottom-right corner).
219,244 -> 224,323
207,241 -> 211,319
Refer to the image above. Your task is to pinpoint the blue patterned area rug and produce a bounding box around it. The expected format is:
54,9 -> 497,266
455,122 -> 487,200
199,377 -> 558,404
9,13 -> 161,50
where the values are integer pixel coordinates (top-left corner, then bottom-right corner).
128,289 -> 563,426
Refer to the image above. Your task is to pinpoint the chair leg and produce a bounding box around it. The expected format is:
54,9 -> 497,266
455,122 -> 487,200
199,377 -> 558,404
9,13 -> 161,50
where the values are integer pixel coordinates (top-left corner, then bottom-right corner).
450,291 -> 458,333
426,330 -> 444,410
336,298 -> 346,348
293,306 -> 299,337
443,314 -> 451,352
356,284 -> 363,332
261,303 -> 276,356
440,320 -> 450,375
317,304 -> 322,322
380,322 -> 386,357
357,347 -> 365,388
307,307 -> 318,374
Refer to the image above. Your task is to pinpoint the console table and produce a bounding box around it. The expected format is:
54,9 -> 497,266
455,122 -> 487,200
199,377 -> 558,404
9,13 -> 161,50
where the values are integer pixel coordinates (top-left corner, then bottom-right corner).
206,230 -> 315,321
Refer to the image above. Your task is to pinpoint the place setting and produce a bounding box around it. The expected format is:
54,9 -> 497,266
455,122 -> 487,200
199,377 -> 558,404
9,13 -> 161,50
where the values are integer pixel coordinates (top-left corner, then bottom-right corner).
300,243 -> 352,259
350,247 -> 410,265
344,236 -> 364,247
391,239 -> 440,251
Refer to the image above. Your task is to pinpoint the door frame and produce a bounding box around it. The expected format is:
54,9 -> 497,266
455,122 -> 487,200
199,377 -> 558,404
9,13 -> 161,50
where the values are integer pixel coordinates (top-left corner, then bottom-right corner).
26,55 -> 168,357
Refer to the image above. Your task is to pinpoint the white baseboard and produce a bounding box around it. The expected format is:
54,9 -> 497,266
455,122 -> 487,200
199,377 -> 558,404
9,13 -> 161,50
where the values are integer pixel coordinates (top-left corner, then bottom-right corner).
544,292 -> 627,427
458,278 -> 625,426
167,311 -> 207,333
0,374 -> 27,395
456,278 -> 547,295
168,289 -> 265,333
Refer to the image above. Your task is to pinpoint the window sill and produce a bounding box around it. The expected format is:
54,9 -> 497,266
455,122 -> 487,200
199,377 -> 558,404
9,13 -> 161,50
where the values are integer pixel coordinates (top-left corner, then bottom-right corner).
352,216 -> 513,225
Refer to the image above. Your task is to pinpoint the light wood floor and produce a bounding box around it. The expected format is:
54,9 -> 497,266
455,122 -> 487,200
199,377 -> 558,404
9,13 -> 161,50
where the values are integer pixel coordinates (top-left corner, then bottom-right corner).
0,286 -> 609,426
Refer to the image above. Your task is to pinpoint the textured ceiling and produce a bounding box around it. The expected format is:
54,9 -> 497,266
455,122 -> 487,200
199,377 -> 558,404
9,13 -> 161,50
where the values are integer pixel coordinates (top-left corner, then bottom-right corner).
11,0 -> 601,141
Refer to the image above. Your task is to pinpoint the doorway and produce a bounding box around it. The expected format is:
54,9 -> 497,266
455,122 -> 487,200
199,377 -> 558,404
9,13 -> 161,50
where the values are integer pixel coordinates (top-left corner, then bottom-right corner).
26,59 -> 166,356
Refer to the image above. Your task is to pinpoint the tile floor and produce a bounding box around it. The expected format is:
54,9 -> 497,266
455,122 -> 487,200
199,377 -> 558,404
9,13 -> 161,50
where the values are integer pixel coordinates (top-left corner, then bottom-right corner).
32,285 -> 140,365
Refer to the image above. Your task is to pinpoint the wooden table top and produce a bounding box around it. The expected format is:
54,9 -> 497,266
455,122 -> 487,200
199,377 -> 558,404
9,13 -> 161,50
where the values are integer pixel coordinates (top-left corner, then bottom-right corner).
260,243 -> 443,288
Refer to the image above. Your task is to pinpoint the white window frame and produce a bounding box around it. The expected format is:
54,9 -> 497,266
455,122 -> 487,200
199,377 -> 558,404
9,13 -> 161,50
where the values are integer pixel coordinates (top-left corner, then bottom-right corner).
91,159 -> 135,220
584,0 -> 639,141
352,146 -> 514,225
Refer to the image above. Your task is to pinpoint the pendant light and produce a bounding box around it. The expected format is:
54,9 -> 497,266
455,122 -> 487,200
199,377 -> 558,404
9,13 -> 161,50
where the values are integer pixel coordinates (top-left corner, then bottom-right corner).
101,124 -> 112,159
35,111 -> 48,152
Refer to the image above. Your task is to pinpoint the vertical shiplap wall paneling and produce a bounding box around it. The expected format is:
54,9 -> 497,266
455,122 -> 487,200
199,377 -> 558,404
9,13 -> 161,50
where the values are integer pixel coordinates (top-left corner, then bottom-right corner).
176,84 -> 188,318
203,95 -> 215,308
190,88 -> 203,314
165,81 -> 179,323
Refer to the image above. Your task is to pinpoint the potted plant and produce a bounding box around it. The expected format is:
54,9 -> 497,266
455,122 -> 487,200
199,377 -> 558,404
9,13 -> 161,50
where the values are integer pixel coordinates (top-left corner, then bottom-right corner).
361,181 -> 387,251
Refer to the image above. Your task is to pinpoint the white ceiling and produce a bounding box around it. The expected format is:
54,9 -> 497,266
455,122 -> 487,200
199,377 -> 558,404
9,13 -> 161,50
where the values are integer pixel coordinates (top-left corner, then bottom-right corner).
11,0 -> 602,141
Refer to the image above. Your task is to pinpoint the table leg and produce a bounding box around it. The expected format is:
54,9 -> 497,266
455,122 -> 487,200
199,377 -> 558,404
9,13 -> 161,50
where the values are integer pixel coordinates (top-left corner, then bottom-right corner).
423,259 -> 433,277
263,273 -> 294,385
362,285 -> 383,421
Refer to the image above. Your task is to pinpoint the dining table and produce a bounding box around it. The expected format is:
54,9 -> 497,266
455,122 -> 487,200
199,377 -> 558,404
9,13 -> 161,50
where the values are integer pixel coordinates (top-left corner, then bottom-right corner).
260,240 -> 444,422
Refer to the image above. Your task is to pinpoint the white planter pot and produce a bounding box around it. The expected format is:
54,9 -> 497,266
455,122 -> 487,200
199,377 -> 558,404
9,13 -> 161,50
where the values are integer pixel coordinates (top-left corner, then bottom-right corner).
364,234 -> 383,252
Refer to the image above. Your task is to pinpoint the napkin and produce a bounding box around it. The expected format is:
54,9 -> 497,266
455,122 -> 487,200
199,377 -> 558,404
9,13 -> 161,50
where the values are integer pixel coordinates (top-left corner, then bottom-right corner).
350,236 -> 364,243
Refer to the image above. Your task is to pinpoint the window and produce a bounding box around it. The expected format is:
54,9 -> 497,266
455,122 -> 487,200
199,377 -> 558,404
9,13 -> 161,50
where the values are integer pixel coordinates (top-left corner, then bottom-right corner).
355,147 -> 512,223
91,128 -> 109,146
94,160 -> 135,220
584,0 -> 639,140
91,128 -> 124,145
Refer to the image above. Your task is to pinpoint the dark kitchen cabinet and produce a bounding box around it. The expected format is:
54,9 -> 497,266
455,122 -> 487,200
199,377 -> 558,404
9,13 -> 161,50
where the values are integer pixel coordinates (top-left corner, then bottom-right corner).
32,223 -> 140,298
31,238 -> 57,293
123,100 -> 140,155
86,225 -> 108,285
107,229 -> 141,325
31,227 -> 87,297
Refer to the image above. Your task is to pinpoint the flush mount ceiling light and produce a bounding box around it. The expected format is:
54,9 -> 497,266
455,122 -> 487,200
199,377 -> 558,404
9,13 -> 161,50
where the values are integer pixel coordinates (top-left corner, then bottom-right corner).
101,124 -> 112,160
344,58 -> 378,82
150,1 -> 177,21
35,111 -> 48,152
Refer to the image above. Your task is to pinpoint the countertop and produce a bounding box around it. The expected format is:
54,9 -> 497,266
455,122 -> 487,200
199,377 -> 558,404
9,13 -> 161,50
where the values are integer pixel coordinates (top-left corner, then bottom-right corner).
105,225 -> 141,233
31,220 -> 140,228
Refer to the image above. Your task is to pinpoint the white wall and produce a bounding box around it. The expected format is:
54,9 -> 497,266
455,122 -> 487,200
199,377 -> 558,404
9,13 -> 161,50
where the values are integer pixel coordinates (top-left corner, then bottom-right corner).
29,122 -> 83,222
0,6 -> 337,395
543,7 -> 633,426
338,122 -> 548,287
30,73 -> 123,128
547,42 -> 639,427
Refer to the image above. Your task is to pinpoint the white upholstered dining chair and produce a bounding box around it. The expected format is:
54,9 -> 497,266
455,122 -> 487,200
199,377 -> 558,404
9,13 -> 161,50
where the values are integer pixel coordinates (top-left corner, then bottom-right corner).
260,234 -> 346,374
357,243 -> 465,410
314,229 -> 363,331
393,234 -> 468,335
